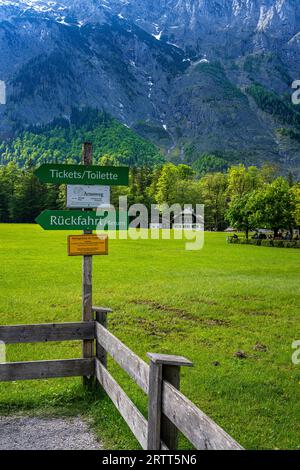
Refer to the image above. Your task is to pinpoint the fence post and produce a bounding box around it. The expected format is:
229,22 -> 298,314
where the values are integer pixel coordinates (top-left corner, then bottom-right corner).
147,353 -> 193,450
93,306 -> 113,368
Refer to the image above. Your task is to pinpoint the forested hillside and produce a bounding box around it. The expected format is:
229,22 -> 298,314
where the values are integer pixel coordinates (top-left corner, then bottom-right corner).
0,108 -> 164,168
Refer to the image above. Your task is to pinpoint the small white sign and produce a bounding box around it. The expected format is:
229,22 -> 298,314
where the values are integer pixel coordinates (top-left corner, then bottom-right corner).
67,185 -> 110,209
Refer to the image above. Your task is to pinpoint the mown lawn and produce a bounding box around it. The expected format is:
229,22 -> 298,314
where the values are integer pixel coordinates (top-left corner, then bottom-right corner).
0,224 -> 299,450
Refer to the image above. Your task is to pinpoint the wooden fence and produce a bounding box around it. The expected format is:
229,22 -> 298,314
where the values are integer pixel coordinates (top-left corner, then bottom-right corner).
0,308 -> 243,451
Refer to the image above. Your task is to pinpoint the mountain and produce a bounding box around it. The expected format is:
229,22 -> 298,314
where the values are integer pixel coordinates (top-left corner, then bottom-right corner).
0,1 -> 300,175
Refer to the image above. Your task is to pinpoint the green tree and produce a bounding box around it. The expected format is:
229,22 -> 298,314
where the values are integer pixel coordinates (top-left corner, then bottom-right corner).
0,163 -> 20,222
155,164 -> 181,206
227,164 -> 263,199
226,164 -> 264,238
174,180 -> 202,207
248,177 -> 296,237
199,173 -> 228,231
10,171 -> 46,223
291,184 -> 300,227
260,163 -> 279,183
192,153 -> 228,175
177,164 -> 196,180
155,164 -> 199,207
226,193 -> 255,239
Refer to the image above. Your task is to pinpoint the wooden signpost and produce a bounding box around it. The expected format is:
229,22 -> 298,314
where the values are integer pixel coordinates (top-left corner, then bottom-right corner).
35,142 -> 129,389
82,143 -> 95,388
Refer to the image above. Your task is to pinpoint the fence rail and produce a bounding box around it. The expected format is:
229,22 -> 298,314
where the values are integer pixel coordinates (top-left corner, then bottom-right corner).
95,318 -> 242,450
0,358 -> 94,382
0,314 -> 243,450
0,322 -> 95,344
95,321 -> 149,393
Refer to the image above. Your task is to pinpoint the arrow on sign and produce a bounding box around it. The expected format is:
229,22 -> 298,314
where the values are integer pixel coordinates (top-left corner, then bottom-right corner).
34,164 -> 129,186
35,210 -> 128,231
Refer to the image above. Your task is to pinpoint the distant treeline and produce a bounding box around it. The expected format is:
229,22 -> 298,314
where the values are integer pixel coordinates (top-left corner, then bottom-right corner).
0,162 -> 299,235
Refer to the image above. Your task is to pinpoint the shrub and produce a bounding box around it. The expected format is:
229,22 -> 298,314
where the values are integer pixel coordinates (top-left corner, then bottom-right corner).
249,239 -> 261,246
227,237 -> 240,244
261,240 -> 274,247
226,237 -> 300,248
284,241 -> 300,249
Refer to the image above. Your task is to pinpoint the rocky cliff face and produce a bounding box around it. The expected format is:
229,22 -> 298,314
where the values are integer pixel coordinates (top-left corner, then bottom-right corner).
0,1 -> 299,174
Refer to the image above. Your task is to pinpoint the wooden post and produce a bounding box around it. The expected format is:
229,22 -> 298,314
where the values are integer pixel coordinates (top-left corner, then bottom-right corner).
82,142 -> 94,389
147,360 -> 163,450
93,306 -> 112,368
161,365 -> 180,449
147,353 -> 193,450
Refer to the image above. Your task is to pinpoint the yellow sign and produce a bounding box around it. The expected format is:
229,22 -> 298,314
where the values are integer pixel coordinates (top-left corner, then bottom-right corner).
68,235 -> 108,256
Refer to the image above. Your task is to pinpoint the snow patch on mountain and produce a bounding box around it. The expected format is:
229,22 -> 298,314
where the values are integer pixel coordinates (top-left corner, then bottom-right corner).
153,30 -> 162,41
0,0 -> 64,12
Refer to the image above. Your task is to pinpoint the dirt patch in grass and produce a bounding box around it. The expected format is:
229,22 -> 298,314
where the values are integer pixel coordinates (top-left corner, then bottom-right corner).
189,297 -> 218,306
202,318 -> 230,327
232,294 -> 264,302
253,342 -> 268,352
132,301 -> 230,328
243,309 -> 276,317
134,317 -> 184,337
132,299 -> 196,321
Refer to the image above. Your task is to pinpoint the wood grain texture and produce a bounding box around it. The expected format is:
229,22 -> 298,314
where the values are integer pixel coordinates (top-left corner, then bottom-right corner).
82,255 -> 93,323
147,361 -> 162,450
82,254 -> 94,379
95,321 -> 149,393
95,358 -> 149,450
161,365 -> 180,450
93,307 -> 113,314
96,323 -> 242,449
0,359 -> 94,382
147,353 -> 193,367
162,381 -> 243,450
0,322 -> 95,344
82,142 -> 93,166
95,312 -> 107,368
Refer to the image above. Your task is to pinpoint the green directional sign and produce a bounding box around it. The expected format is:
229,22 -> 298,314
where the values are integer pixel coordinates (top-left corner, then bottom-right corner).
35,164 -> 129,186
35,210 -> 128,231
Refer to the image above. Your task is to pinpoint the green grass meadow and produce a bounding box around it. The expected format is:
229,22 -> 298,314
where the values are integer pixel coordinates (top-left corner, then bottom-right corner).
0,224 -> 299,450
